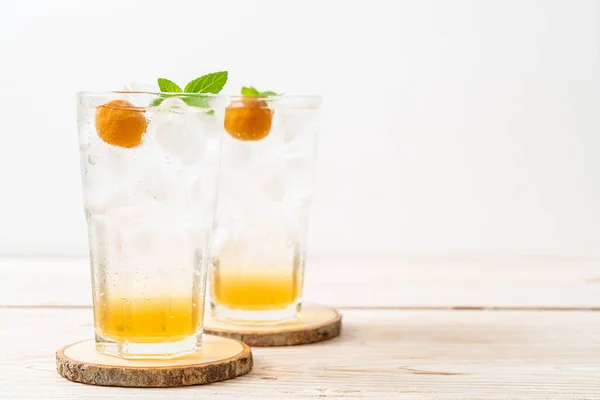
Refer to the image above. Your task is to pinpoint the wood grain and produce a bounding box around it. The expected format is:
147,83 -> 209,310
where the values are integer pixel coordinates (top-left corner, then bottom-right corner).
2,308 -> 599,399
1,256 -> 599,308
55,336 -> 252,387
204,304 -> 342,346
3,256 -> 600,399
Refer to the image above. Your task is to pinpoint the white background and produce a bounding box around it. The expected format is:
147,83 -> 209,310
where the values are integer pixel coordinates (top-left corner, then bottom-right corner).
0,0 -> 598,259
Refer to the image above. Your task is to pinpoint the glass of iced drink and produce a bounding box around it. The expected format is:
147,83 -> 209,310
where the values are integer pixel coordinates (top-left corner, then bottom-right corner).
77,91 -> 223,358
211,93 -> 321,323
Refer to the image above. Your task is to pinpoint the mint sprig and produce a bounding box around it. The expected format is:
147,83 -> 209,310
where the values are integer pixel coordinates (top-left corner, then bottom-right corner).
241,86 -> 278,97
151,71 -> 229,110
241,86 -> 259,96
185,71 -> 228,94
157,78 -> 182,93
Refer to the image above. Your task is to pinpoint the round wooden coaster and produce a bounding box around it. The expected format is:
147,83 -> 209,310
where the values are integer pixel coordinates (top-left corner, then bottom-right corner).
55,334 -> 252,387
204,304 -> 342,346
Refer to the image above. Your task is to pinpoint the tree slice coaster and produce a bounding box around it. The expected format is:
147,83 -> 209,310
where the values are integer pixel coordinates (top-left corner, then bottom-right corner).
56,334 -> 252,387
204,304 -> 342,346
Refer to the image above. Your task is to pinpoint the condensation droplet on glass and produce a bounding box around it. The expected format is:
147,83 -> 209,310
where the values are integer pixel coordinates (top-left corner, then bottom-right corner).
192,303 -> 197,307
145,296 -> 150,300
87,154 -> 98,165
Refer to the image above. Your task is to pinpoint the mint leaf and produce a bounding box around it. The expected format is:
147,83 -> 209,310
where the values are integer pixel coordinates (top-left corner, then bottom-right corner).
181,95 -> 215,115
150,97 -> 165,107
241,86 -> 259,96
157,78 -> 182,93
181,95 -> 210,109
151,71 -> 227,112
184,71 -> 228,94
150,95 -> 214,115
152,78 -> 182,107
241,86 -> 278,97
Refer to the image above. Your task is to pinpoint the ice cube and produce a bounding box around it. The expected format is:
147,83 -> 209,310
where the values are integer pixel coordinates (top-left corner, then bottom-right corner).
122,82 -> 158,106
82,137 -> 136,214
282,157 -> 316,208
82,135 -> 179,213
220,136 -> 252,175
277,106 -> 318,147
278,109 -> 318,207
149,98 -> 221,167
100,206 -> 199,275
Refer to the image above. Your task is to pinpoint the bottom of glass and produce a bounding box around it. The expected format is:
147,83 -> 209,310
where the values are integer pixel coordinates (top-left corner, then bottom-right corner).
95,331 -> 202,359
211,302 -> 301,325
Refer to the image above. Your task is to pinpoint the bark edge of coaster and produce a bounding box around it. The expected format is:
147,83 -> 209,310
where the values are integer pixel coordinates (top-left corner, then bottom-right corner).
55,334 -> 252,387
204,303 -> 342,346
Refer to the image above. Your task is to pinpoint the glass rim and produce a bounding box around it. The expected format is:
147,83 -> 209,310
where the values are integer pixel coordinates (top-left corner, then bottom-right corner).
77,91 -> 321,99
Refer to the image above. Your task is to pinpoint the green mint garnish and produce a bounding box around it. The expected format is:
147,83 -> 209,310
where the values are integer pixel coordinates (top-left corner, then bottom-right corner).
241,86 -> 278,97
184,71 -> 228,94
241,86 -> 259,96
157,78 -> 182,93
151,71 -> 228,110
150,97 -> 165,107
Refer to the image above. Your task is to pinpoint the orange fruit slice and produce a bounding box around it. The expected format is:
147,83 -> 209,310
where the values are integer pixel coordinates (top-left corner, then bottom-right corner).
224,99 -> 273,141
95,99 -> 147,148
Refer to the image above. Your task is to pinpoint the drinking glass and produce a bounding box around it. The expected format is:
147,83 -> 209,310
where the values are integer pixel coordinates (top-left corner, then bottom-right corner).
77,92 -> 223,358
210,94 -> 321,323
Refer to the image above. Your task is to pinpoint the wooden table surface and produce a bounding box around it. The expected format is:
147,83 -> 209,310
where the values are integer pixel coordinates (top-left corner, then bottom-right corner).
1,256 -> 599,399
